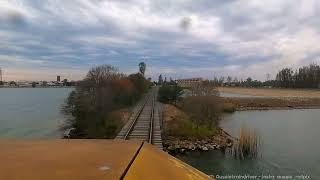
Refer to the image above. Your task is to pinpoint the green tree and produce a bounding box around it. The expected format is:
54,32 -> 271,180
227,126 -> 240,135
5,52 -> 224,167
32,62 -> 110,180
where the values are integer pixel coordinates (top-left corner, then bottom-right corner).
275,63 -> 320,88
31,82 -> 37,88
158,74 -> 163,85
63,79 -> 68,86
42,81 -> 48,86
128,73 -> 148,92
158,84 -> 183,104
9,81 -> 16,86
139,62 -> 146,76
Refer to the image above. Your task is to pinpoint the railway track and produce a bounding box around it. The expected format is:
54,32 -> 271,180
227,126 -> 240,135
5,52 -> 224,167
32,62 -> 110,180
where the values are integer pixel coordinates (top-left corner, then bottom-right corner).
116,87 -> 163,149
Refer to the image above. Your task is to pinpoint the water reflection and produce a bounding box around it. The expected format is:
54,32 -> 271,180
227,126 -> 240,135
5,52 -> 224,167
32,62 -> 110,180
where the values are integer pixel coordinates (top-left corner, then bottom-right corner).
177,109 -> 320,177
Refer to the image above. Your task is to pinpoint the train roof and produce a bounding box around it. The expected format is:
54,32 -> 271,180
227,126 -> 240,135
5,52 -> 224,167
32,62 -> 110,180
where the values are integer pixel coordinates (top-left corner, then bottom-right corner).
0,139 -> 212,180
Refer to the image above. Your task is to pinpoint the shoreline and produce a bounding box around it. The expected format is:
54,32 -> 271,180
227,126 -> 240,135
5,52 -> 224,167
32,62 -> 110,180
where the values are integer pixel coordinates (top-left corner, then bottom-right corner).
162,104 -> 235,155
0,86 -> 75,88
163,128 -> 234,155
236,106 -> 320,111
223,97 -> 320,112
163,96 -> 320,155
218,87 -> 320,98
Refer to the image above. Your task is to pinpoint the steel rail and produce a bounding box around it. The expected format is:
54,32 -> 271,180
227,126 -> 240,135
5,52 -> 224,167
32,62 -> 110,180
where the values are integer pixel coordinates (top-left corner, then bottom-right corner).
148,93 -> 155,144
123,93 -> 151,140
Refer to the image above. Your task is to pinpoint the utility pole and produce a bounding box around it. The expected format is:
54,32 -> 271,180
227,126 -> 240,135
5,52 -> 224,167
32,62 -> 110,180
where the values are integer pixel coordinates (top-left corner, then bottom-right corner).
0,67 -> 2,82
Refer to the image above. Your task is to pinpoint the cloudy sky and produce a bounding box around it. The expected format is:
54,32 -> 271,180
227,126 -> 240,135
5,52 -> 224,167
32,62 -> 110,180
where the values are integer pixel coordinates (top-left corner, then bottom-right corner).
1,0 -> 320,81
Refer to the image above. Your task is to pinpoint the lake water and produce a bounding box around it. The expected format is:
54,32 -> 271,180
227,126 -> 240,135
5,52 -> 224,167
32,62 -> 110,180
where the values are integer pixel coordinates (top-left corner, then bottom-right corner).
1,88 -> 320,178
0,88 -> 73,138
177,109 -> 320,179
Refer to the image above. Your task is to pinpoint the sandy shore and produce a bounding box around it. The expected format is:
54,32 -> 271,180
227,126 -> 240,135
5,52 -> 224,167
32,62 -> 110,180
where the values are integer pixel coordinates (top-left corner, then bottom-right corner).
223,97 -> 320,111
219,87 -> 320,98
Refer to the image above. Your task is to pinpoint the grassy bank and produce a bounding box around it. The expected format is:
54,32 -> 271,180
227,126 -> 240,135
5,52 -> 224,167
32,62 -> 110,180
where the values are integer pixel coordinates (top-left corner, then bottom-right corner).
162,104 -> 232,154
163,104 -> 217,139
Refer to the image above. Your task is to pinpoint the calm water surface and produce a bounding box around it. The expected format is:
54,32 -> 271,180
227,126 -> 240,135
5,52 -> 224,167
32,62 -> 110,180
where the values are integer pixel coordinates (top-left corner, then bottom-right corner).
0,88 -> 72,138
177,109 -> 320,178
1,88 -> 320,178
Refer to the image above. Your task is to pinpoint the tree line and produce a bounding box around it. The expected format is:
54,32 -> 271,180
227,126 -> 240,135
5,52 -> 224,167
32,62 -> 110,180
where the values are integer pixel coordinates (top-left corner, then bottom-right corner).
275,63 -> 320,88
210,63 -> 320,89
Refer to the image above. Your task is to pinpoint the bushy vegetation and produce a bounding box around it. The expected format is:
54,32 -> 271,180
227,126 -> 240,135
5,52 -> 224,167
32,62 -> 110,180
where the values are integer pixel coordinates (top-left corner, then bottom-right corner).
62,64 -> 151,138
222,102 -> 236,113
162,80 -> 223,138
181,95 -> 222,128
158,83 -> 183,104
167,114 -> 216,138
164,105 -> 216,139
181,80 -> 223,128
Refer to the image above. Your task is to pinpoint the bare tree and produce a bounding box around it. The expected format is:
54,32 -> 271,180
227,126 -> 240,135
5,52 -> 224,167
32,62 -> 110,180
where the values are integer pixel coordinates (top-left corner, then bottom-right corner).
189,80 -> 219,96
85,65 -> 124,87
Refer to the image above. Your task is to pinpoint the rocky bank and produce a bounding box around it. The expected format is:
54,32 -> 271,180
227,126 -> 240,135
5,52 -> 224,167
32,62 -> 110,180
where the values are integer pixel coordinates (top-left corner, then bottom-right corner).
163,128 -> 234,155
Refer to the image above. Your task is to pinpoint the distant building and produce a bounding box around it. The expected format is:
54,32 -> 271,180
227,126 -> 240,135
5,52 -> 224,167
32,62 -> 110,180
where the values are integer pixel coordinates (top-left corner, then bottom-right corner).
16,81 -> 32,87
175,78 -> 203,88
57,76 -> 61,82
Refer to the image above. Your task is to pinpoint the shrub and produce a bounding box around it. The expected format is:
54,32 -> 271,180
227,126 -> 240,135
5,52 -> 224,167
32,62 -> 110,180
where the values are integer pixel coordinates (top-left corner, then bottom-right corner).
181,95 -> 222,128
165,114 -> 216,139
223,102 -> 236,113
158,84 -> 183,104
178,80 -> 223,129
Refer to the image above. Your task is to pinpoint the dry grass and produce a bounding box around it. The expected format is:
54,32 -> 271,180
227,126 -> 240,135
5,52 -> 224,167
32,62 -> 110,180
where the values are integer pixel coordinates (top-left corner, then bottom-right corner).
116,108 -> 130,124
219,87 -> 320,98
223,102 -> 236,112
163,104 -> 216,138
223,97 -> 320,109
232,127 -> 260,160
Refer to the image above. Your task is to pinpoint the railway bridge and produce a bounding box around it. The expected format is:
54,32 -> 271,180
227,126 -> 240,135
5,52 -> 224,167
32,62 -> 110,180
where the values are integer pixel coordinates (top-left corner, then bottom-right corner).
0,87 -> 212,179
116,87 -> 163,149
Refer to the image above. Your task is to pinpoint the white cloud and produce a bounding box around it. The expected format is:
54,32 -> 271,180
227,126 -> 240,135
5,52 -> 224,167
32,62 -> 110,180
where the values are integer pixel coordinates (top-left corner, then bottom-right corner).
1,0 -> 320,80
72,35 -> 138,48
0,55 -> 45,64
2,67 -> 86,81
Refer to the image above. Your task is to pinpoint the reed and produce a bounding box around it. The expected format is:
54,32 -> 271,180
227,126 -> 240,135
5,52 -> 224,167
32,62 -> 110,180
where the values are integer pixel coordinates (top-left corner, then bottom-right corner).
232,126 -> 260,159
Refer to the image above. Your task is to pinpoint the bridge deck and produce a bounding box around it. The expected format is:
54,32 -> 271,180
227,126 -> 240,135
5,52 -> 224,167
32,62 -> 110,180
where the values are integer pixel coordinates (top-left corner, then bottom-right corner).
0,140 -> 211,180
